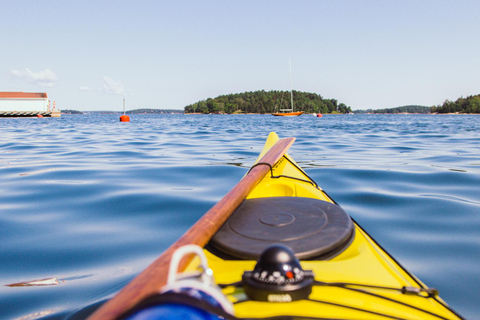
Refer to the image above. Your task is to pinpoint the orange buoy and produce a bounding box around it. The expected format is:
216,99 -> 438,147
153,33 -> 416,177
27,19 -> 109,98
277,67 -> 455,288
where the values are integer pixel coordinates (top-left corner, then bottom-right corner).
317,114 -> 323,118
120,114 -> 130,122
37,114 -> 44,118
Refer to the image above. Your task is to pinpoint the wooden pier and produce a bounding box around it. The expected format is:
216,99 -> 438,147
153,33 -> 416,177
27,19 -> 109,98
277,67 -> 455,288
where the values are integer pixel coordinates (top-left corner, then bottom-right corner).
0,110 -> 61,117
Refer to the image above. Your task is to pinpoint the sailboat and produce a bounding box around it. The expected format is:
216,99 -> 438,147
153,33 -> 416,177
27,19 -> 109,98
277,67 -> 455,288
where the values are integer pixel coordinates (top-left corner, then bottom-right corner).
272,110 -> 304,116
272,60 -> 304,117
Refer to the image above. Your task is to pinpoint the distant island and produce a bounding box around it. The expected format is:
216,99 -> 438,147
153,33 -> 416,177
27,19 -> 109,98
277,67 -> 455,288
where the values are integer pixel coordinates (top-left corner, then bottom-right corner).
356,94 -> 480,114
127,109 -> 184,114
184,90 -> 353,114
59,93 -> 480,115
62,109 -> 84,114
61,109 -> 184,115
354,105 -> 431,114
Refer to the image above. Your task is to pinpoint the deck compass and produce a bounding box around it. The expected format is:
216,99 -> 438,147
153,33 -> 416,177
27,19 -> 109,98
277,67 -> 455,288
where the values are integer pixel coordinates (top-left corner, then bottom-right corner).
242,244 -> 315,302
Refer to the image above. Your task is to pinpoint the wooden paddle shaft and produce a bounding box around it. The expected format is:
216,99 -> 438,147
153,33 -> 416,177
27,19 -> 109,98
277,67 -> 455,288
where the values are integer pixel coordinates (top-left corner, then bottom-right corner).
89,137 -> 295,320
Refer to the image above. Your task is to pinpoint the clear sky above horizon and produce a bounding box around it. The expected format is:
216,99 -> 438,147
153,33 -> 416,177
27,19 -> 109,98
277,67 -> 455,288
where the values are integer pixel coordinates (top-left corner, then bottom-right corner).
1,0 -> 479,111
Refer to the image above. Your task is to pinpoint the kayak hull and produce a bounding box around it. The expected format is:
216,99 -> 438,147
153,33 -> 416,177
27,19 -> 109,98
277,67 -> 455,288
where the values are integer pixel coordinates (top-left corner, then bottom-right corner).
183,132 -> 462,320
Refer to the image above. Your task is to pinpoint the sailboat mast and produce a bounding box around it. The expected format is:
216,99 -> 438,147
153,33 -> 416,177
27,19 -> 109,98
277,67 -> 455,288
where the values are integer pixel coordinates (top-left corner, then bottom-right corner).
289,59 -> 294,111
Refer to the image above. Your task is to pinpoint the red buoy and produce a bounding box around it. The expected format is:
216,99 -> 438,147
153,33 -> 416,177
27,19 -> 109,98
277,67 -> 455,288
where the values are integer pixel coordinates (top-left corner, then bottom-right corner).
37,114 -> 44,118
120,114 -> 130,122
120,98 -> 130,122
317,114 -> 323,118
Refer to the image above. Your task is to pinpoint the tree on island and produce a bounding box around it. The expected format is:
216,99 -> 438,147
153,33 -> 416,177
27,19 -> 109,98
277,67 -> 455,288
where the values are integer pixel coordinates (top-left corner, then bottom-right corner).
431,94 -> 480,114
184,90 -> 352,114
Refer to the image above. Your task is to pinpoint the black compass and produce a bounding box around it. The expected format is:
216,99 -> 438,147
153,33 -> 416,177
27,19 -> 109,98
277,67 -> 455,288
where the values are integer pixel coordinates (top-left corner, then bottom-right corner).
242,244 -> 314,302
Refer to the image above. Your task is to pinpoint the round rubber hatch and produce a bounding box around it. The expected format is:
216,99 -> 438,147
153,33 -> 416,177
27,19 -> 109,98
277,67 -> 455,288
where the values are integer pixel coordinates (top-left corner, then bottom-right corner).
209,197 -> 354,260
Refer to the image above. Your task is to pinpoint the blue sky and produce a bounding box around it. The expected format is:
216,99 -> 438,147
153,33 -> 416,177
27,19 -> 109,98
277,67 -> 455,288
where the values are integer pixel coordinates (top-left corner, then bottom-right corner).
1,0 -> 479,111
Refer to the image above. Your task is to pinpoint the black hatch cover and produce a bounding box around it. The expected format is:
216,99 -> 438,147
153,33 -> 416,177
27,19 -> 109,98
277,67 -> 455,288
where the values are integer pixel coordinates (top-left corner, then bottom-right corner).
209,197 -> 355,260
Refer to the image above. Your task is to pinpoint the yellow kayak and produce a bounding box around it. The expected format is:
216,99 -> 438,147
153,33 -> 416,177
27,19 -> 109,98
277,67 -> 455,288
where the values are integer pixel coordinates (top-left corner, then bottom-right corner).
90,132 -> 463,320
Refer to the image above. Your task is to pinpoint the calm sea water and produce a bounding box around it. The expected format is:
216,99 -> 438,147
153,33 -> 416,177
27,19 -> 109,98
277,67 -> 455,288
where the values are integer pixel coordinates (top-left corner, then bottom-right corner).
1,114 -> 479,319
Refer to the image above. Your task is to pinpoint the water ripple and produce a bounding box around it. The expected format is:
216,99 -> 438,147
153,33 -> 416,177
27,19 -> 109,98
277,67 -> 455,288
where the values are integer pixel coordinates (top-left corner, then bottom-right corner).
0,114 -> 479,319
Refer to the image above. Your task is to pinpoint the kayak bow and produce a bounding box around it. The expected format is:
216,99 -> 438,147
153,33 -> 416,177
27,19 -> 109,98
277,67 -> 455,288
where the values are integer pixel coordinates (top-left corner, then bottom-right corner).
89,135 -> 295,320
90,132 -> 463,320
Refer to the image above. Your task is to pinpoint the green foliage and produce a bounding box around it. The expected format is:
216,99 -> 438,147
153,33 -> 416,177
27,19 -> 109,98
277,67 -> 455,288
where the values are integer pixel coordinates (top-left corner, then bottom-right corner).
184,90 -> 352,114
355,105 -> 431,114
431,95 -> 480,114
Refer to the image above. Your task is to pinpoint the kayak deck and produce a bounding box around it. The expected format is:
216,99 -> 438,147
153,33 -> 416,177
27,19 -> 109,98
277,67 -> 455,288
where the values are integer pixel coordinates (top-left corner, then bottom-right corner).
182,132 -> 461,320
204,228 -> 454,319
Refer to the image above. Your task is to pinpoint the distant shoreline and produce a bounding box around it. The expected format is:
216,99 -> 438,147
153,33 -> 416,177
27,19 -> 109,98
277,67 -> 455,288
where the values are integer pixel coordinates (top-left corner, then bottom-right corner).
60,111 -> 479,116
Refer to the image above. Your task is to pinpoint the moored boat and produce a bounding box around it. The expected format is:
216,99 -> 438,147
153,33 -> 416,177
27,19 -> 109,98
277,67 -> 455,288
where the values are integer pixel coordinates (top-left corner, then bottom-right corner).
272,111 -> 304,116
90,132 -> 463,320
272,60 -> 303,117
